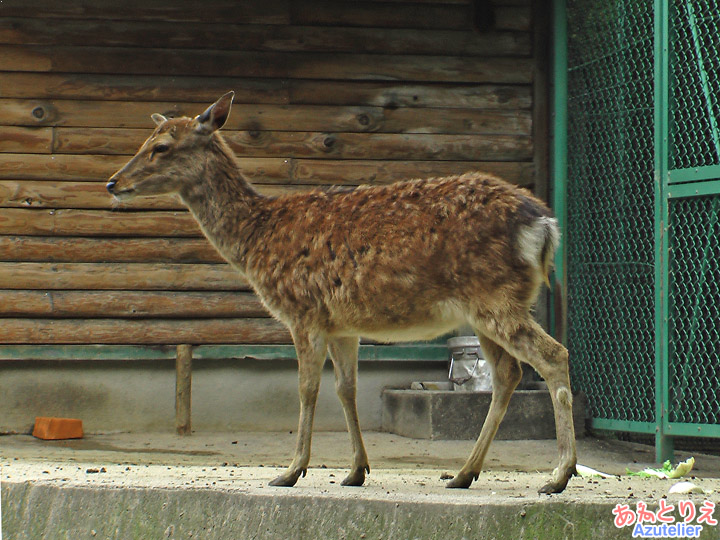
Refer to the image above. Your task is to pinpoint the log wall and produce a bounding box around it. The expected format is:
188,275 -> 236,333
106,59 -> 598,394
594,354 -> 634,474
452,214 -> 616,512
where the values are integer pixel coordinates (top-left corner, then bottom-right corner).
0,0 -> 542,345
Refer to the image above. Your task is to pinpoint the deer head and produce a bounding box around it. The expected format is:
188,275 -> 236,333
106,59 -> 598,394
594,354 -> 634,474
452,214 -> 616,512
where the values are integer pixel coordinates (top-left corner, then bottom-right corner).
106,91 -> 235,200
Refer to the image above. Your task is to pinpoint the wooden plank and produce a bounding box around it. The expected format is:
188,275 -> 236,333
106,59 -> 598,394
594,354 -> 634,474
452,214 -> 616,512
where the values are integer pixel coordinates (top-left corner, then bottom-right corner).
0,180 -> 181,210
227,132 -> 532,162
0,236 -> 223,263
496,7 -> 531,31
293,160 -> 535,187
1,98 -> 533,133
0,262 -> 248,290
0,127 -> 52,154
0,318 -> 292,345
0,180 -> 319,209
0,0 -> 292,24
0,153 -> 128,180
56,129 -> 533,161
290,1 -> 470,29
0,45 -> 533,84
175,344 -> 192,435
0,180 -> 321,209
0,18 -> 530,56
0,73 -> 290,104
0,209 -> 202,237
0,290 -> 268,318
0,74 -> 530,110
0,154 -> 291,181
285,54 -> 534,84
55,110 -> 533,154
289,82 -> 532,109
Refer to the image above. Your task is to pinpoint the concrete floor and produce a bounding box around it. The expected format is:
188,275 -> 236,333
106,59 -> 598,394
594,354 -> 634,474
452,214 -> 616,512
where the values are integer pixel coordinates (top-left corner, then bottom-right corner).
2,432 -> 720,539
3,431 -> 719,495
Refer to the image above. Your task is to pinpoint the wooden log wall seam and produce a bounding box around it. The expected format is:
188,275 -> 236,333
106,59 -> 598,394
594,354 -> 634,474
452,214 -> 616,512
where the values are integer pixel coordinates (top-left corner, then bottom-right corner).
0,0 -> 540,346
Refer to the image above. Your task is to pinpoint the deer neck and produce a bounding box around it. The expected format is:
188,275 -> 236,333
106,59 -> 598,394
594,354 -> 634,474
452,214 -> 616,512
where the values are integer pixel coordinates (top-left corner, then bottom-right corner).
180,144 -> 263,272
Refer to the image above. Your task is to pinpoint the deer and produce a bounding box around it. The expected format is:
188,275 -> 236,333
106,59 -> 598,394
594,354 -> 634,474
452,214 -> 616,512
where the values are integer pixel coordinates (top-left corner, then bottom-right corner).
107,92 -> 577,494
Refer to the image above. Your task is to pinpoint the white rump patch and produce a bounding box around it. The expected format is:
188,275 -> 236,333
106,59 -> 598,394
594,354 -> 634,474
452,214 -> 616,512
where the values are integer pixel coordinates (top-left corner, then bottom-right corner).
516,216 -> 560,269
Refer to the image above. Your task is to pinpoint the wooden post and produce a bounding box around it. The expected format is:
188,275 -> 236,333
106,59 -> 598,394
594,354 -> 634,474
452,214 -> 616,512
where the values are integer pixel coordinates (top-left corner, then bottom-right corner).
175,344 -> 192,435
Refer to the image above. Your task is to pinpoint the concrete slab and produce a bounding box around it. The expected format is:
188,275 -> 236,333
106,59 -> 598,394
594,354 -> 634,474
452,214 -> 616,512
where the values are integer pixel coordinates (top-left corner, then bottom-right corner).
2,432 -> 720,539
381,389 -> 587,440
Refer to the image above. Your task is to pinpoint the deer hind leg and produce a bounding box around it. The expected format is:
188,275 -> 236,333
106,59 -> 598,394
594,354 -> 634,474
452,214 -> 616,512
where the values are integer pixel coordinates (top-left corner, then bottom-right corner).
269,331 -> 327,487
447,336 -> 522,489
481,315 -> 577,494
328,336 -> 370,487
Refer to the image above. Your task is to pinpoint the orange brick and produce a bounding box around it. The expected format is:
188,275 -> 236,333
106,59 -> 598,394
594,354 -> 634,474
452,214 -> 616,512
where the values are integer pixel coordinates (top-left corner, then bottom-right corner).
32,417 -> 84,440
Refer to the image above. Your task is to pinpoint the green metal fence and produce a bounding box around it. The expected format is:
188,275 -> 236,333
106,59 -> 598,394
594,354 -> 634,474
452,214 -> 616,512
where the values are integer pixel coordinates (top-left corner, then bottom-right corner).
555,0 -> 720,460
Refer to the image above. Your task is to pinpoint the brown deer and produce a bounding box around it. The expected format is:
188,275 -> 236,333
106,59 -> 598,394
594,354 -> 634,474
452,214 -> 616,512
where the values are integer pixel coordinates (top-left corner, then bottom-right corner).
107,92 -> 577,494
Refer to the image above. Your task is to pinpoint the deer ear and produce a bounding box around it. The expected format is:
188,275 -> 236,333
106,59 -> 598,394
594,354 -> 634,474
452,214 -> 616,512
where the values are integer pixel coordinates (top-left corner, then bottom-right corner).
151,113 -> 168,126
195,91 -> 235,134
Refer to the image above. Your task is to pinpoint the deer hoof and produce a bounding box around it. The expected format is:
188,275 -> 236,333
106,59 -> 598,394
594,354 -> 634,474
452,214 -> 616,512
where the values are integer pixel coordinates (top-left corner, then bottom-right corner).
538,479 -> 568,494
445,471 -> 477,489
269,468 -> 305,487
341,465 -> 370,487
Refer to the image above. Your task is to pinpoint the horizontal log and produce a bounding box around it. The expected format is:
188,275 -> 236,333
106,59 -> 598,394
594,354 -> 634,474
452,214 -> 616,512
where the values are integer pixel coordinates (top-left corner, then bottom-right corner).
0,18 -> 530,56
0,74 -> 530,111
0,153 -> 128,180
0,318 -> 291,345
496,7 -> 531,31
0,180 -> 181,210
0,290 -> 268,318
56,129 -> 533,160
0,45 -> 533,84
290,2 -> 470,29
228,132 -> 532,162
293,2 -> 530,32
0,154 -> 290,181
0,98 -> 532,134
0,126 -> 52,153
0,236 -> 223,263
0,262 -> 248,290
0,180 -> 314,209
0,73 -> 290,105
289,82 -> 532,110
0,209 -> 202,237
293,160 -> 534,187
0,152 -> 534,183
0,0 -> 291,25
0,1 -> 487,31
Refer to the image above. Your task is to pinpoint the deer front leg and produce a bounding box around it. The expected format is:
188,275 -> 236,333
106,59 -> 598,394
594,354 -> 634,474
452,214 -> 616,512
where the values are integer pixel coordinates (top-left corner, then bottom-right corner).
447,337 -> 522,489
328,336 -> 370,487
269,331 -> 327,487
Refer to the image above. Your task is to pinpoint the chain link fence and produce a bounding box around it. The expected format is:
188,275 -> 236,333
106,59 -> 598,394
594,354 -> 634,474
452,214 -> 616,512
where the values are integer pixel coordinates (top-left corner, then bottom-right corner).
563,0 -> 720,444
667,1 -> 720,429
565,0 -> 656,425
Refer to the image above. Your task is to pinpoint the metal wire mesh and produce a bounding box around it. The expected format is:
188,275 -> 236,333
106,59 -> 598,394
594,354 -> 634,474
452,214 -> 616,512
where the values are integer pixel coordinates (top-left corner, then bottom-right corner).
670,1 -> 720,170
668,196 -> 720,425
668,1 -> 720,429
565,1 -> 655,423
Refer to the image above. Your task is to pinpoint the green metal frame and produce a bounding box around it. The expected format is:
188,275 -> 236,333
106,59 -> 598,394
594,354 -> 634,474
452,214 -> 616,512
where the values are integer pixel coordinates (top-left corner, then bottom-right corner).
654,0 -> 673,461
554,0 -> 720,461
662,0 -> 720,443
551,0 -> 568,344
0,344 -> 449,363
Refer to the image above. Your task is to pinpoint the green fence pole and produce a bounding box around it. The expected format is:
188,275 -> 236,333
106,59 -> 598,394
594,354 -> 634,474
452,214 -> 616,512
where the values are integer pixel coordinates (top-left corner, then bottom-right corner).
654,0 -> 674,463
551,0 -> 568,344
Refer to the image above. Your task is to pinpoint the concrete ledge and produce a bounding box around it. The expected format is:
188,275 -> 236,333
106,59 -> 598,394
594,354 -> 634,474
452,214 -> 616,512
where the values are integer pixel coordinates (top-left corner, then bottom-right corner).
382,390 -> 587,440
3,482 -> 635,540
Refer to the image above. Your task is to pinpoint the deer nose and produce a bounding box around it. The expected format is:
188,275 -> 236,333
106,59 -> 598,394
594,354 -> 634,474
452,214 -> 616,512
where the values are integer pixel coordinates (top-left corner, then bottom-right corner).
106,179 -> 117,194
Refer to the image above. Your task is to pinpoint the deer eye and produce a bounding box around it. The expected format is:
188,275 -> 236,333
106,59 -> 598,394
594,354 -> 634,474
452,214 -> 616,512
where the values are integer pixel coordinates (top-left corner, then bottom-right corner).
152,144 -> 170,155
